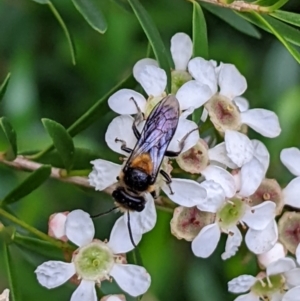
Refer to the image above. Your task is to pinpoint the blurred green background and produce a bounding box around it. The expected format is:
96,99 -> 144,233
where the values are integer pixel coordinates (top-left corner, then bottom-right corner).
0,0 -> 300,300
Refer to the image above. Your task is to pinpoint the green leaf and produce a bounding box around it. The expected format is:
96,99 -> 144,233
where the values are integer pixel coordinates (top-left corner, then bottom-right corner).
2,165 -> 51,205
271,10 -> 300,27
72,0 -> 107,34
251,12 -> 300,63
239,13 -> 300,47
254,0 -> 288,11
13,234 -> 66,260
192,1 -> 208,59
0,117 -> 17,161
127,0 -> 172,91
111,0 -> 132,13
31,73 -> 135,159
3,244 -> 21,301
0,73 -> 11,103
31,0 -> 76,64
42,119 -> 75,171
202,3 -> 261,39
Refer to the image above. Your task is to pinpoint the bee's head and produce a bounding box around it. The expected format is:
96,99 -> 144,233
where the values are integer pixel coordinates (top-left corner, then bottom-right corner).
123,167 -> 152,192
112,187 -> 145,212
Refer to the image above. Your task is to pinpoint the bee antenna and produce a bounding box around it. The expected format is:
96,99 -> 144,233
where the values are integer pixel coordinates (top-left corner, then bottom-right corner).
127,211 -> 137,248
90,206 -> 119,219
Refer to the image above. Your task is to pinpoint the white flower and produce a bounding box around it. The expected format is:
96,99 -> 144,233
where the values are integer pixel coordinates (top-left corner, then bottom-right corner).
228,258 -> 300,301
190,177 -> 276,259
48,211 -> 68,241
100,295 -> 126,301
0,289 -> 9,301
257,242 -> 286,269
35,210 -> 150,300
183,58 -> 281,138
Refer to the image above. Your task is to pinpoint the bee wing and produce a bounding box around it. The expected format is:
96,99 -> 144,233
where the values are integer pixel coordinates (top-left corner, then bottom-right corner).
129,95 -> 180,178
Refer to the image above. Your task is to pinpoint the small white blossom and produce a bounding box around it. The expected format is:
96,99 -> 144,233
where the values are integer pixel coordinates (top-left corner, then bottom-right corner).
35,210 -> 150,300
228,258 -> 300,301
0,289 -> 9,301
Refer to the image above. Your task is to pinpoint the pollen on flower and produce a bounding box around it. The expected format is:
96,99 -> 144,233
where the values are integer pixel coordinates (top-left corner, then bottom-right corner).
176,139 -> 209,174
278,211 -> 300,253
205,95 -> 241,132
171,70 -> 192,94
73,241 -> 114,281
170,206 -> 215,241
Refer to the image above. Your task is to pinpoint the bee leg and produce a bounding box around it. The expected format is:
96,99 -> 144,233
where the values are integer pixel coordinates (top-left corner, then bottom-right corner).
115,138 -> 132,154
127,211 -> 137,248
151,190 -> 158,199
165,128 -> 198,157
160,170 -> 174,194
130,97 -> 143,139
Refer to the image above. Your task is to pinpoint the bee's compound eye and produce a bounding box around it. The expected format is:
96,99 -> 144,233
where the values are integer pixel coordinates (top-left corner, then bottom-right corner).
116,176 -> 120,180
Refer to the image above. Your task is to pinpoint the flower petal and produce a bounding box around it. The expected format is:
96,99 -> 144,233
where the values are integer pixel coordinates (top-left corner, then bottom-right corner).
240,109 -> 281,138
71,280 -> 97,301
110,264 -> 151,297
284,268 -> 300,287
208,142 -> 238,169
138,65 -> 166,96
282,287 -> 300,301
234,293 -> 259,301
280,147 -> 300,176
252,140 -> 270,175
191,223 -> 220,258
233,96 -> 249,112
257,242 -> 286,268
108,216 -> 142,254
65,210 -> 95,247
168,118 -> 199,153
124,193 -> 157,234
243,201 -> 275,230
266,257 -> 296,276
105,115 -> 137,155
239,157 -> 265,197
218,63 -> 247,99
170,33 -> 193,70
225,130 -> 254,167
161,178 -> 207,207
89,159 -> 121,191
283,177 -> 300,208
197,180 -> 226,213
133,58 -> 158,82
108,89 -> 147,115
201,165 -> 236,198
245,220 -> 278,254
296,244 -> 300,265
221,226 -> 242,260
228,275 -> 257,293
35,261 -> 75,289
176,80 -> 213,110
188,58 -> 218,94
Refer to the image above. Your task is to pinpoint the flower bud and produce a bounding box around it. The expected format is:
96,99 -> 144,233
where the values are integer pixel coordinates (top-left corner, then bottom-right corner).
170,206 -> 215,241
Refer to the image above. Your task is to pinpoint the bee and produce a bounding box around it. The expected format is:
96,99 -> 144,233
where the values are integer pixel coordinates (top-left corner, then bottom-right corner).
112,95 -> 195,212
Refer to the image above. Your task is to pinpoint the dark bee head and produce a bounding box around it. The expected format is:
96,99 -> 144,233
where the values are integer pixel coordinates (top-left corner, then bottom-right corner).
112,187 -> 145,212
123,167 -> 152,192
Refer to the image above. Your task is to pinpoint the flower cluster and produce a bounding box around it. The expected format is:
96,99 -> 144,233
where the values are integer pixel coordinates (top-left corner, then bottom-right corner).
35,32 -> 300,300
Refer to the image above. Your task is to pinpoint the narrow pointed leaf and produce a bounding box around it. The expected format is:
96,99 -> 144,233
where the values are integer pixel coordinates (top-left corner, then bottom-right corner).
252,12 -> 300,63
127,0 -> 172,91
2,165 -> 51,205
0,73 -> 11,102
31,73 -> 134,159
202,3 -> 261,39
0,117 -> 17,161
72,0 -> 107,34
42,119 -> 75,170
31,0 -> 76,64
239,12 -> 300,47
3,244 -> 21,301
111,0 -> 132,13
254,0 -> 288,11
271,10 -> 300,27
192,1 -> 208,59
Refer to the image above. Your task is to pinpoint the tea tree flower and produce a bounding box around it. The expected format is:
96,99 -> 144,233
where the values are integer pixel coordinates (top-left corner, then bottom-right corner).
100,295 -> 126,301
0,289 -> 9,301
35,210 -> 150,300
257,242 -> 286,269
228,258 -> 300,301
